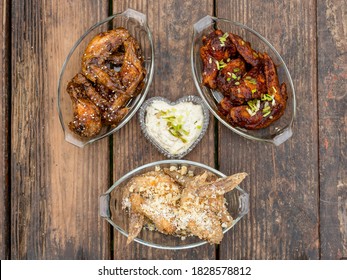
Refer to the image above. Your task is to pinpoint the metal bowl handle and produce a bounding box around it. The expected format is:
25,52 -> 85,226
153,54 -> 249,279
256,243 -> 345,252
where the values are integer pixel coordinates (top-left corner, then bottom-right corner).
123,8 -> 147,25
272,126 -> 293,146
99,194 -> 110,218
238,192 -> 249,215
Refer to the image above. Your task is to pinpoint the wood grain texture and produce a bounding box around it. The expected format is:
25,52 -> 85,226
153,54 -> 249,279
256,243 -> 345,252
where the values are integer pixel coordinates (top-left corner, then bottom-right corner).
111,0 -> 216,259
11,0 -> 110,259
0,0 -> 10,260
318,0 -> 347,260
216,0 -> 319,259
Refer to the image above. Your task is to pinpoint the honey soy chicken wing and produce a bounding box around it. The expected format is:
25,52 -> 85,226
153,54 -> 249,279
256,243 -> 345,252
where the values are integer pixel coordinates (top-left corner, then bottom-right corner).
69,73 -> 129,127
101,36 -> 145,125
81,27 -> 130,93
66,73 -> 102,137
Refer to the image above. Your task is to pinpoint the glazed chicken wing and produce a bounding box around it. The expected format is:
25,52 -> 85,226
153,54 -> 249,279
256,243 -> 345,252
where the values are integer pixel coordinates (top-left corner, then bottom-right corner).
228,33 -> 260,67
228,53 -> 288,129
216,58 -> 247,92
200,30 -> 237,89
220,65 -> 267,105
200,29 -> 288,130
202,29 -> 237,61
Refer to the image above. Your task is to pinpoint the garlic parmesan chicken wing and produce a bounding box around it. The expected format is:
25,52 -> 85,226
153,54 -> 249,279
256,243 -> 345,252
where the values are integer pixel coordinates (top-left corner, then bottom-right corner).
200,29 -> 288,129
180,172 -> 247,244
122,171 -> 181,244
122,168 -> 248,245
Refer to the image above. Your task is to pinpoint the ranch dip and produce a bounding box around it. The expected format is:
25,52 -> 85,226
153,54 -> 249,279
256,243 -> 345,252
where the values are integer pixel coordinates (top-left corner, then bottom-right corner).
145,101 -> 204,155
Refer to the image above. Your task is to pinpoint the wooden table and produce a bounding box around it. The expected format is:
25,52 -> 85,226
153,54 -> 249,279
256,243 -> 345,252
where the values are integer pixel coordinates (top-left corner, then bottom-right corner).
1,0 -> 346,260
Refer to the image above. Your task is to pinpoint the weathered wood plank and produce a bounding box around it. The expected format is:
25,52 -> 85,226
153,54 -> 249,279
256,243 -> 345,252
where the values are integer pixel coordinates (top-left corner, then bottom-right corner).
111,0 -> 216,259
0,0 -> 11,260
11,0 -> 110,259
318,0 -> 347,260
217,0 -> 319,259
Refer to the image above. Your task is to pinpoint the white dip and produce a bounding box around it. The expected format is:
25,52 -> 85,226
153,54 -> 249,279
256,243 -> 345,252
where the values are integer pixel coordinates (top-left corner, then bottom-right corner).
145,101 -> 204,155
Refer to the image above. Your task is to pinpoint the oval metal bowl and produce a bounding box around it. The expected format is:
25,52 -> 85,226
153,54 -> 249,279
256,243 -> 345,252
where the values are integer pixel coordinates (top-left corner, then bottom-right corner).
100,160 -> 249,250
58,9 -> 154,147
191,15 -> 296,145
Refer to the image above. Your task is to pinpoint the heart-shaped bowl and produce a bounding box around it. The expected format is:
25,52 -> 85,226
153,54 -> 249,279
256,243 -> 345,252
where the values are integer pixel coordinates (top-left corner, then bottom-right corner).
139,95 -> 209,159
191,15 -> 296,145
58,9 -> 154,147
100,159 -> 249,250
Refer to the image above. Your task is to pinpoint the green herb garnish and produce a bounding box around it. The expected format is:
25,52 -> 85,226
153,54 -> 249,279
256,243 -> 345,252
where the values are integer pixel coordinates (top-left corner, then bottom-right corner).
261,94 -> 274,101
219,32 -> 229,46
158,109 -> 190,143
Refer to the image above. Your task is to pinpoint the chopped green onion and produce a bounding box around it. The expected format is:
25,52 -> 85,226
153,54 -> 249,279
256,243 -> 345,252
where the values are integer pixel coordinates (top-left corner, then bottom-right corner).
215,60 -> 219,69
159,109 -> 190,144
235,81 -> 240,85
227,77 -> 231,82
263,111 -> 271,117
262,101 -> 271,116
216,60 -> 227,70
248,78 -> 257,85
261,94 -> 274,101
246,108 -> 256,117
247,99 -> 260,113
219,32 -> 229,46
233,68 -> 240,73
231,73 -> 237,79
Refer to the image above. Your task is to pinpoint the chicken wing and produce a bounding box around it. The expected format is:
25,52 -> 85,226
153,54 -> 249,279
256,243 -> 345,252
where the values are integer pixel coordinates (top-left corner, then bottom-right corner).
200,29 -> 288,130
81,28 -> 130,93
200,29 -> 237,89
228,33 -> 260,67
66,73 -> 102,137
